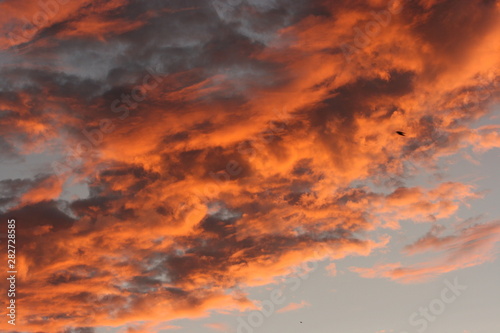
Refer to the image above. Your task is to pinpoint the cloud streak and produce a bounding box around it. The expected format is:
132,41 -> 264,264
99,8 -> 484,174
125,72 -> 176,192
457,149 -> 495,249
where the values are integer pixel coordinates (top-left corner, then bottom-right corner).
0,0 -> 499,332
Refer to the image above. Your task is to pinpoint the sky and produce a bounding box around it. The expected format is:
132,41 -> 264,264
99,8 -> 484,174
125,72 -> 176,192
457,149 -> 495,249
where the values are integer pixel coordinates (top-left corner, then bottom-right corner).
0,0 -> 499,333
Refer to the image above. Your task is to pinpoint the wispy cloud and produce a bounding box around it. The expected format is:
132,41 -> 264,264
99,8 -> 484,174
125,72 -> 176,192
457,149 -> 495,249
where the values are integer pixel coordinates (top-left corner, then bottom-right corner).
0,0 -> 499,332
277,301 -> 311,314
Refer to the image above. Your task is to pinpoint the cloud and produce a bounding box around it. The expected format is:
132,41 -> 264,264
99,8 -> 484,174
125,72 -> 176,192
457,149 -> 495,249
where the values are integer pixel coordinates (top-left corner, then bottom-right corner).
204,322 -> 231,332
350,220 -> 500,283
18,175 -> 63,205
276,300 -> 311,313
0,0 -> 499,331
325,262 -> 337,277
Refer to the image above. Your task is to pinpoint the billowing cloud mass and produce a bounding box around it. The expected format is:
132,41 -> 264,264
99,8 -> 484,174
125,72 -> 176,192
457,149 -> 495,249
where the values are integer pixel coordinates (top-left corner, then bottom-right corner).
0,0 -> 499,332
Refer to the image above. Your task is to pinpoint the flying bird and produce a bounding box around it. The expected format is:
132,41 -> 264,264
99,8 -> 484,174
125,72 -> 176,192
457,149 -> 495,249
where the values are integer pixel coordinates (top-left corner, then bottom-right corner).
396,131 -> 406,136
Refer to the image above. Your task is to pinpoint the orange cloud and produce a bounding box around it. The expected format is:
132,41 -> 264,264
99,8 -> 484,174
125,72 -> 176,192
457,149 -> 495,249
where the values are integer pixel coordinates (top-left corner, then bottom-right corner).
325,263 -> 337,277
204,322 -> 231,332
0,0 -> 499,331
350,220 -> 500,283
276,301 -> 311,314
19,175 -> 63,205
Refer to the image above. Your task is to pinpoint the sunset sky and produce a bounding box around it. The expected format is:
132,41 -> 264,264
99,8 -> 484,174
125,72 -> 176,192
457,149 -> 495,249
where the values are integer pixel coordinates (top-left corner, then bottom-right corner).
0,0 -> 499,332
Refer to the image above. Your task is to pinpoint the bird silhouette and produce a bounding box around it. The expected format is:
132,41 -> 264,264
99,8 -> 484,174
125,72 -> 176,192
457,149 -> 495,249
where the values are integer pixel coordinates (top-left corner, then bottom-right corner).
396,131 -> 406,136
